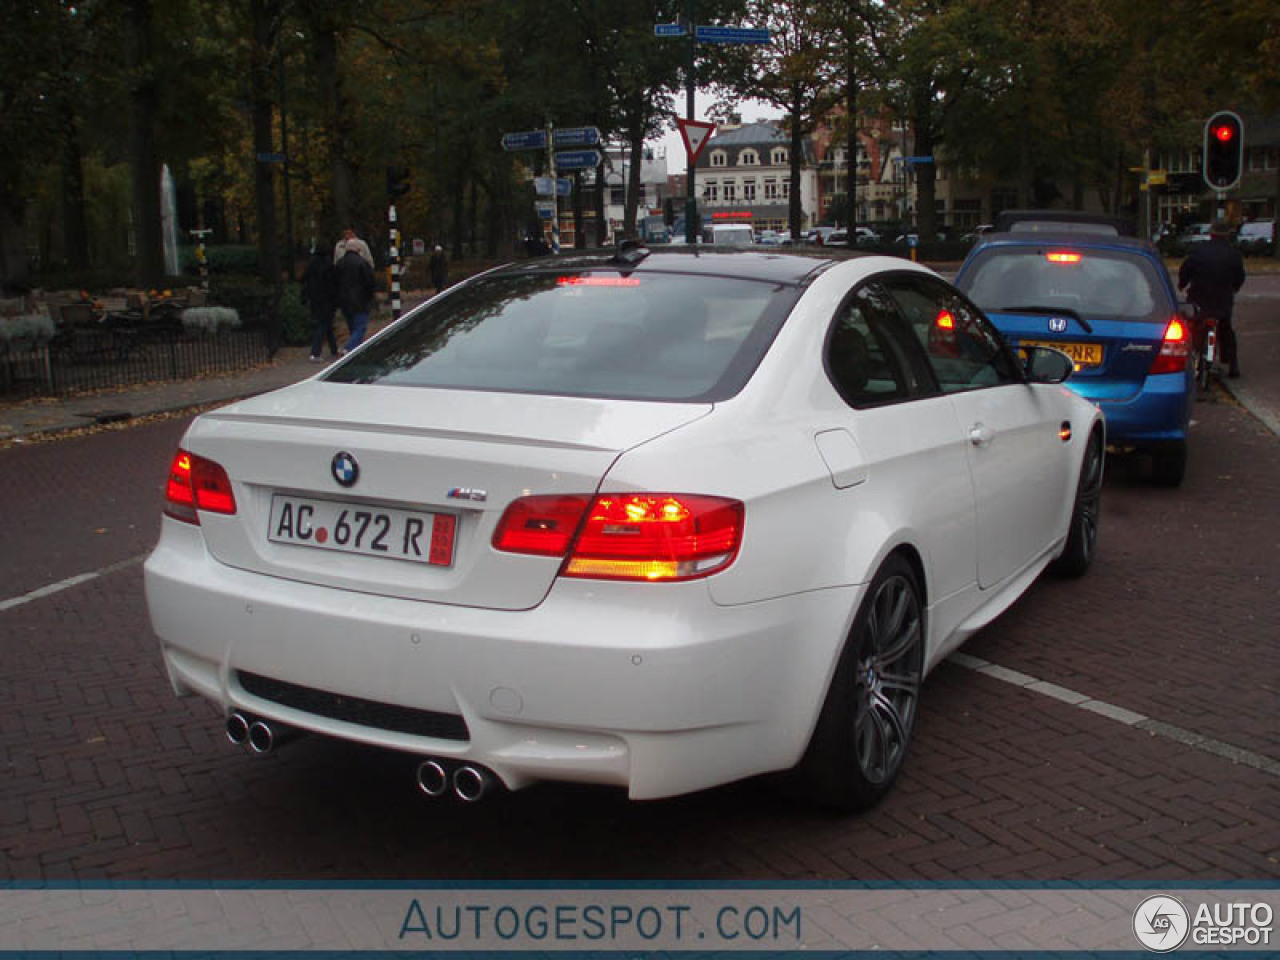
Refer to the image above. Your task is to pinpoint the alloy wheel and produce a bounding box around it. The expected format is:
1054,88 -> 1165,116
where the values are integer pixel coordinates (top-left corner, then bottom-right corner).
853,574 -> 923,784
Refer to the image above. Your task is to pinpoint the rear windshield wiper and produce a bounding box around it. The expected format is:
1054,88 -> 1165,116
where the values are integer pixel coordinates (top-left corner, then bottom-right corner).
995,305 -> 1093,334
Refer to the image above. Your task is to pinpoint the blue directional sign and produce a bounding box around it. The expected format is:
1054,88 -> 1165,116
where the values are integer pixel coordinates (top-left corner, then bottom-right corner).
501,130 -> 547,151
536,201 -> 556,220
554,149 -> 603,171
695,25 -> 770,44
552,126 -> 601,148
535,177 -> 574,197
256,152 -> 286,164
906,156 -> 934,166
654,23 -> 686,36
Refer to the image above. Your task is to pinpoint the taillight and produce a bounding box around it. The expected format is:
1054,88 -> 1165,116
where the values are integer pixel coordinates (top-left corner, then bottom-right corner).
491,495 -> 590,555
492,493 -> 744,582
1149,317 -> 1190,375
164,449 -> 237,524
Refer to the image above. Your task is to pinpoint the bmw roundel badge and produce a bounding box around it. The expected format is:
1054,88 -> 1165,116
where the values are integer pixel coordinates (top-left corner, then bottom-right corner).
331,451 -> 359,488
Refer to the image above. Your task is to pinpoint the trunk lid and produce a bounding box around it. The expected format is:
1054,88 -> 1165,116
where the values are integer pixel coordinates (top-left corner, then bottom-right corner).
184,381 -> 711,610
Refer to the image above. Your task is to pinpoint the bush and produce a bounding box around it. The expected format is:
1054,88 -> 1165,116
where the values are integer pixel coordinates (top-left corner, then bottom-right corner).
279,282 -> 310,346
181,245 -> 261,276
208,275 -> 274,328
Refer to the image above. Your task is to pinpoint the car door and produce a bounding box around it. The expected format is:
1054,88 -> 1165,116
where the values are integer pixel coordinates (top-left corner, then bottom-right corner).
880,273 -> 1070,589
823,282 -> 978,605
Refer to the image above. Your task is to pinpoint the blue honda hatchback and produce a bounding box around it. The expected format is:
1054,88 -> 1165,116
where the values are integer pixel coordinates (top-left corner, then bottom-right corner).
955,231 -> 1193,485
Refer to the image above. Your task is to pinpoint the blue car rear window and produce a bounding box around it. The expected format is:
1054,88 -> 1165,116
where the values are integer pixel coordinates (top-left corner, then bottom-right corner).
961,247 -> 1168,323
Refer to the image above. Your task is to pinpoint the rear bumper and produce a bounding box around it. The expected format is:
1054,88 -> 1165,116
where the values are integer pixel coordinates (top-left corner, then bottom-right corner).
1076,372 -> 1192,446
144,520 -> 857,799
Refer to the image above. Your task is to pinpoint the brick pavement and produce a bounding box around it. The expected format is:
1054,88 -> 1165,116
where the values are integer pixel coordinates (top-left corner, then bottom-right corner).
1,401 -> 1278,881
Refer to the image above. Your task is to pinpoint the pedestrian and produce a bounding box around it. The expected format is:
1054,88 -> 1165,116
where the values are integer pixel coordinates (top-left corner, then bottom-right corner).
301,243 -> 339,362
1178,219 -> 1246,378
333,226 -> 374,269
428,245 -> 448,294
336,240 -> 375,353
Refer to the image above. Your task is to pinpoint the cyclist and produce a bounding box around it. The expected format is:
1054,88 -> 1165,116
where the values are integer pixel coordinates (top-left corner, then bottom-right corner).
1178,219 -> 1246,378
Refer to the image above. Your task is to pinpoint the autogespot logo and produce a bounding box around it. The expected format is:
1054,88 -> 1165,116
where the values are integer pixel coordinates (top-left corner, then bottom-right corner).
1134,895 -> 1190,952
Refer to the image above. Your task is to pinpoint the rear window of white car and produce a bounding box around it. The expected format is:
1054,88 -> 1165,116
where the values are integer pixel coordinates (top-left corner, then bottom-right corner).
961,247 -> 1169,323
326,271 -> 796,401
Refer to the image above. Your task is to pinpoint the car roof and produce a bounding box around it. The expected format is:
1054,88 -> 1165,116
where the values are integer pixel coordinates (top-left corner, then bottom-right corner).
994,209 -> 1136,236
974,232 -> 1162,257
490,247 -> 850,286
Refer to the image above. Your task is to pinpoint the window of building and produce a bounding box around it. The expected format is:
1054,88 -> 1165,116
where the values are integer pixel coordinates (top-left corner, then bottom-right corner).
740,150 -> 758,166
743,179 -> 757,201
764,179 -> 779,200
1248,146 -> 1278,171
771,148 -> 788,166
609,186 -> 626,206
723,182 -> 736,202
781,180 -> 790,200
710,151 -> 727,167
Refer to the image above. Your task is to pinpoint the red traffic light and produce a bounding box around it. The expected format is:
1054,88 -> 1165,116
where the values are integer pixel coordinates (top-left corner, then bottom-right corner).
1213,124 -> 1235,143
1203,111 -> 1243,191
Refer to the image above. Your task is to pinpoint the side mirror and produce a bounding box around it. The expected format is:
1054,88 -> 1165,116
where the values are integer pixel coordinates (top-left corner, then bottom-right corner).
1023,345 -> 1075,384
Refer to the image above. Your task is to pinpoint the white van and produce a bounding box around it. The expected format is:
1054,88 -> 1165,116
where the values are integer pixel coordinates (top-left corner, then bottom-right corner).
701,224 -> 755,246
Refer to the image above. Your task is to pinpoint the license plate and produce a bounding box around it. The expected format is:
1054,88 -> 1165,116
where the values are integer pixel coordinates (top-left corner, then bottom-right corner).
268,495 -> 456,566
1019,339 -> 1103,368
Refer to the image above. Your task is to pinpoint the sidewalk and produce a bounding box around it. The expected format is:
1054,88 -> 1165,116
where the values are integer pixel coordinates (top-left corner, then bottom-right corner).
1,287 -> 1276,443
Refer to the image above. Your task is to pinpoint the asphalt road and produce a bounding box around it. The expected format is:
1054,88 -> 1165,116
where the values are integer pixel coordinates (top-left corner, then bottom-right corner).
2,301 -> 1278,882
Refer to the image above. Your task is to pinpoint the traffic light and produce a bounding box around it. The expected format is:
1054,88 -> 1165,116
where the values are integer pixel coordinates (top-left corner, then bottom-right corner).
386,165 -> 411,197
1203,112 -> 1243,192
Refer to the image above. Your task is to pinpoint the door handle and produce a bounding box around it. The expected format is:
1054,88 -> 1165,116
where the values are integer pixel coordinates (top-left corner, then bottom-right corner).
969,423 -> 994,447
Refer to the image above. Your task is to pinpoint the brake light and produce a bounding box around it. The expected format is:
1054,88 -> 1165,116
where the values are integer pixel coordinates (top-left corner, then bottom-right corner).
557,275 -> 641,287
492,493 -> 744,581
935,310 -> 955,330
491,495 -> 590,555
164,449 -> 237,524
1046,252 -> 1082,264
1149,317 -> 1190,375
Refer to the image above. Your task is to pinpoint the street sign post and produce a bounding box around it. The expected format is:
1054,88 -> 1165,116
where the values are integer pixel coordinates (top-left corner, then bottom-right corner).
554,149 -> 603,171
694,25 -> 770,44
256,152 -> 286,164
552,127 -> 601,148
501,130 -> 547,151
536,201 -> 556,221
654,23 -> 686,36
534,177 -> 574,197
677,118 -> 715,166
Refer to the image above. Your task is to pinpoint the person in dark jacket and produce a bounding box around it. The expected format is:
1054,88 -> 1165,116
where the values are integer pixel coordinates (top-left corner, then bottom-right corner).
428,245 -> 448,294
1179,220 -> 1246,377
336,245 -> 375,353
301,243 -> 339,362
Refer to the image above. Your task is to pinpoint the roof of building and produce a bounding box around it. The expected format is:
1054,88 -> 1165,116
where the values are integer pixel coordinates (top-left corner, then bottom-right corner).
708,122 -> 789,147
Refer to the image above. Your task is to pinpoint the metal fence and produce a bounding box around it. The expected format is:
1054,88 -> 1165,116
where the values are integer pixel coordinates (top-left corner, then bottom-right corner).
0,326 -> 269,398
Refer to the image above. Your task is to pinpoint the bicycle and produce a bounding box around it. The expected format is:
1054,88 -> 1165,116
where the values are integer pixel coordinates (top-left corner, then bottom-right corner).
1194,309 -> 1219,394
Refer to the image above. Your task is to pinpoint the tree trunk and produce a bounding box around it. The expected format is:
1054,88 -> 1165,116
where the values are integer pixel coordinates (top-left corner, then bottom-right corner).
593,159 -> 607,246
61,103 -> 89,269
572,171 -> 585,248
314,25 -> 351,235
912,88 -> 936,241
0,193 -> 29,291
250,0 -> 280,288
624,121 -> 645,238
126,0 -> 164,284
788,101 -> 805,238
845,19 -> 858,237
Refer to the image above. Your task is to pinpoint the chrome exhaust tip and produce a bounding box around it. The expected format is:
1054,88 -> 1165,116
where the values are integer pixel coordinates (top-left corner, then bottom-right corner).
416,760 -> 449,798
247,720 -> 276,754
452,765 -> 491,803
226,712 -> 250,746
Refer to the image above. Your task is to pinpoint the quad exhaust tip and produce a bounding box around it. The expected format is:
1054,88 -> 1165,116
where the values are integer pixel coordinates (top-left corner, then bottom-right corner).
225,712 -> 250,746
415,759 -> 497,802
416,760 -> 449,797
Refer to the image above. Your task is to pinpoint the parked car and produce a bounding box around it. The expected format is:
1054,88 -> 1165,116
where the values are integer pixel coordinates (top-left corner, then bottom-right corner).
146,247 -> 1103,810
1237,219 -> 1275,256
962,224 -> 995,244
1178,222 -> 1213,247
755,229 -> 783,246
701,223 -> 755,245
955,228 -> 1192,485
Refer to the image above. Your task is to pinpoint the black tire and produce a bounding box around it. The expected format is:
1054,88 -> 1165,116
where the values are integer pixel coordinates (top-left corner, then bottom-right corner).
1150,441 -> 1187,488
1051,430 -> 1103,578
797,554 -> 924,811
1196,351 -> 1212,394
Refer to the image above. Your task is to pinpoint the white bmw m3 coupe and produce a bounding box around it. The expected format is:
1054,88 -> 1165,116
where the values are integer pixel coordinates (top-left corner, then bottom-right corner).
145,246 -> 1103,809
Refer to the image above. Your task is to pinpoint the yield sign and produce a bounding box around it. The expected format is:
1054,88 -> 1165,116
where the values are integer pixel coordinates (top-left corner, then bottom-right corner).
677,118 -> 716,165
